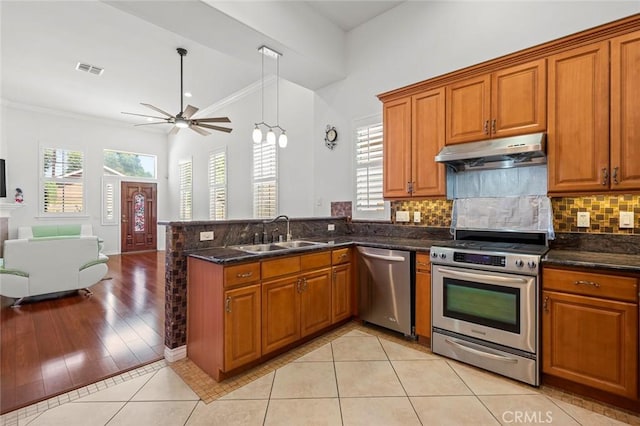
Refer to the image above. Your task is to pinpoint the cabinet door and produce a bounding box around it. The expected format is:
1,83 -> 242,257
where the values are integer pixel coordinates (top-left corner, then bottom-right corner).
547,42 -> 610,193
383,97 -> 412,197
300,269 -> 333,337
491,59 -> 546,138
446,74 -> 491,144
412,88 -> 446,197
332,263 -> 352,324
542,290 -> 638,398
415,269 -> 431,338
262,277 -> 300,354
611,30 -> 640,190
224,284 -> 261,371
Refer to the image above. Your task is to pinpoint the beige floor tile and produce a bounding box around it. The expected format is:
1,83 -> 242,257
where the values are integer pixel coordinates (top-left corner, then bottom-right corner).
219,371 -> 274,400
411,396 -> 500,425
270,362 -> 337,399
131,367 -> 199,401
107,401 -> 198,426
341,330 -> 373,337
447,360 -> 539,396
75,374 -> 154,402
25,402 -> 124,426
479,395 -> 580,425
392,360 -> 472,396
264,398 -> 342,426
341,397 -> 421,426
379,339 -> 439,360
17,411 -> 41,426
186,400 -> 268,426
335,361 -> 405,397
294,343 -> 334,362
332,336 -> 387,361
551,398 -> 630,425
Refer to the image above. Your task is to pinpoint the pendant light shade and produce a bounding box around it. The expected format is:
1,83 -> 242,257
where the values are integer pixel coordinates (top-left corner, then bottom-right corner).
252,125 -> 262,143
252,45 -> 288,148
266,129 -> 276,144
278,131 -> 288,148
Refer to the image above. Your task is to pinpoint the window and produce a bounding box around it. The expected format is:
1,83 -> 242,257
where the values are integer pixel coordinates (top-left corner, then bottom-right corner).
355,121 -> 385,217
103,149 -> 156,178
209,149 -> 227,220
101,176 -> 118,225
40,147 -> 85,215
253,140 -> 277,218
179,160 -> 193,220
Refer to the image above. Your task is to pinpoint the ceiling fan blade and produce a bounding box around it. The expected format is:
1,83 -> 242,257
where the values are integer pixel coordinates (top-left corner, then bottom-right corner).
193,117 -> 231,123
122,111 -> 170,120
183,105 -> 199,119
196,123 -> 233,133
141,103 -> 174,118
189,125 -> 211,136
168,126 -> 181,136
134,122 -> 171,126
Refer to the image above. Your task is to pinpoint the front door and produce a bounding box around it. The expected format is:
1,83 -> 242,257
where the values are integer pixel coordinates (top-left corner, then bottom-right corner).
121,182 -> 157,252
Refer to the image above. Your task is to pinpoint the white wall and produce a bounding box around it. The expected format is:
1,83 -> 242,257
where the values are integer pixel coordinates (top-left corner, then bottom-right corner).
312,1 -> 640,216
1,103 -> 169,254
167,78 -> 316,220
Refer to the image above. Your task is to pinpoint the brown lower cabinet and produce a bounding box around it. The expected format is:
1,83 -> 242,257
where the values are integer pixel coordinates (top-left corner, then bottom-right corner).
414,252 -> 431,341
224,284 -> 261,371
542,266 -> 639,401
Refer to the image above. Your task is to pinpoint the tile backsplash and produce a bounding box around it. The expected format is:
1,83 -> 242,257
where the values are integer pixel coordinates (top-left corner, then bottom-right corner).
390,194 -> 639,235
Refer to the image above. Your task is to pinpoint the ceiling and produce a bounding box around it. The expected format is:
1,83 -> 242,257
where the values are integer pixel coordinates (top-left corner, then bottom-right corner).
0,1 -> 403,129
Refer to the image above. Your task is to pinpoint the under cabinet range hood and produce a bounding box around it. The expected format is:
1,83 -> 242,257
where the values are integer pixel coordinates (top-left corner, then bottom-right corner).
435,132 -> 546,172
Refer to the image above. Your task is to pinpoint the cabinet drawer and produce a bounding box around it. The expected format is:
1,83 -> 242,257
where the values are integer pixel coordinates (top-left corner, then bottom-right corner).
416,252 -> 431,272
332,248 -> 351,265
262,255 -> 301,280
543,267 -> 638,303
301,251 -> 331,271
224,262 -> 260,288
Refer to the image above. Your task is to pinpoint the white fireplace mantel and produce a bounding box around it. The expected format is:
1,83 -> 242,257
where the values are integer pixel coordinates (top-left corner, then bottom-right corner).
0,202 -> 24,218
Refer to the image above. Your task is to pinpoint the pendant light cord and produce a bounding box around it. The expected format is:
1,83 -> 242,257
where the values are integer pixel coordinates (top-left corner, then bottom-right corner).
180,51 -> 184,114
261,50 -> 265,123
276,54 -> 279,127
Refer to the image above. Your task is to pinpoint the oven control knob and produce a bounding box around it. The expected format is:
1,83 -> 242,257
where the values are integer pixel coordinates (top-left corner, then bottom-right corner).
431,252 -> 438,258
439,253 -> 447,259
527,260 -> 537,269
514,259 -> 524,267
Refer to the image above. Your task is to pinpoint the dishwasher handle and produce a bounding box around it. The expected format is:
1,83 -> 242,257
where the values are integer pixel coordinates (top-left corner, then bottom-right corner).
360,252 -> 406,262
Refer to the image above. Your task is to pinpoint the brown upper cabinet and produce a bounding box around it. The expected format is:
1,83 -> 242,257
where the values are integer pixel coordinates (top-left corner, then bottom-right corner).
383,88 -> 446,198
446,59 -> 546,145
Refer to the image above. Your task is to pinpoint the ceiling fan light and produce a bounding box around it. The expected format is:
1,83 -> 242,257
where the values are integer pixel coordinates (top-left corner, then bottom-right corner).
175,117 -> 189,128
252,126 -> 262,144
278,131 -> 288,148
266,129 -> 276,144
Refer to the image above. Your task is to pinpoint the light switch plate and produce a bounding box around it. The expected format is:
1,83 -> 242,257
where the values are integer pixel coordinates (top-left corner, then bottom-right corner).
620,211 -> 634,229
577,212 -> 590,228
396,211 -> 410,222
199,231 -> 214,241
413,211 -> 421,223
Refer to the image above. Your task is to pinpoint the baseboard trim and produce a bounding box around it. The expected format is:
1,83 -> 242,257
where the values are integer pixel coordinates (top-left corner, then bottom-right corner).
164,345 -> 187,362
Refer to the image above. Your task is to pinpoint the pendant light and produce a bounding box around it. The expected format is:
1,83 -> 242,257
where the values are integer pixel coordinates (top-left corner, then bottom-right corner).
252,45 -> 288,148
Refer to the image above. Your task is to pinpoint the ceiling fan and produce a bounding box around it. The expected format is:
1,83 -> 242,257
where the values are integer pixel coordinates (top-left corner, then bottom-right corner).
122,48 -> 232,136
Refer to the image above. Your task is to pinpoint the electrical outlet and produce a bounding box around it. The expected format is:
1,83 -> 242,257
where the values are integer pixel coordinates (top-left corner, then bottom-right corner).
620,211 -> 634,229
577,212 -> 590,228
199,231 -> 214,241
413,211 -> 421,223
396,211 -> 410,222
327,224 -> 335,231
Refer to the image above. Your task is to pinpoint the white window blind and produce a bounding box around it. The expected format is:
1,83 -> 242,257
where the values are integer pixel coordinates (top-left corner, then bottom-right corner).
101,176 -> 118,225
355,122 -> 384,212
253,140 -> 277,218
40,147 -> 85,215
179,160 -> 193,220
209,149 -> 227,220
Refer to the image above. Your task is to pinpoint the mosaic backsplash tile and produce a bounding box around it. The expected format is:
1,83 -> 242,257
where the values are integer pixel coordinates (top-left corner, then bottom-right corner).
551,195 -> 639,234
390,199 -> 452,227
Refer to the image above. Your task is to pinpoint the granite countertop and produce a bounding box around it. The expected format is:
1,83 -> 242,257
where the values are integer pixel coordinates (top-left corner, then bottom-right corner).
543,249 -> 640,273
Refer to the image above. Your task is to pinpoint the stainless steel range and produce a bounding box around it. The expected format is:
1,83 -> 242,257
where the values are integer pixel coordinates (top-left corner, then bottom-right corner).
430,230 -> 548,386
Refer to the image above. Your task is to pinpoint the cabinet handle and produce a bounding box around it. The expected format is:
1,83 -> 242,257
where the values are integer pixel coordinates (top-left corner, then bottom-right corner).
543,296 -> 549,313
491,119 -> 496,134
574,280 -> 600,288
407,182 -> 413,194
483,120 -> 489,135
303,278 -> 308,292
225,296 -> 231,313
612,166 -> 619,184
339,253 -> 348,259
236,271 -> 253,279
296,278 -> 302,293
333,270 -> 337,281
601,168 -> 609,186
417,262 -> 429,267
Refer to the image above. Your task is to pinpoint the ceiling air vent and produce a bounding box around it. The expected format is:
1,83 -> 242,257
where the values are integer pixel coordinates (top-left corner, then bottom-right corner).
75,62 -> 104,76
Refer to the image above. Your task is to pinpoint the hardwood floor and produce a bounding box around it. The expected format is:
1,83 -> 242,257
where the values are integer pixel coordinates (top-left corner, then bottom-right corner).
0,251 -> 165,414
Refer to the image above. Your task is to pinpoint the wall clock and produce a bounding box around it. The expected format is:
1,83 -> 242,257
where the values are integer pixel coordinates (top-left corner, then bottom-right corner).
325,125 -> 338,150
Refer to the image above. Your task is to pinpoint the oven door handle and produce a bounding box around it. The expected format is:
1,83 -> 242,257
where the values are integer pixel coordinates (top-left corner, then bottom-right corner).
445,338 -> 519,364
436,267 -> 528,284
360,252 -> 406,262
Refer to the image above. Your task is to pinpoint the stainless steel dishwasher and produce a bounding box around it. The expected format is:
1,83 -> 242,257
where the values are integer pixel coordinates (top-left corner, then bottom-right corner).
357,246 -> 414,337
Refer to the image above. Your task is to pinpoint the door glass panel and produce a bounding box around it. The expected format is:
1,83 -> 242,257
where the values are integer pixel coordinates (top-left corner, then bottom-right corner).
443,278 -> 520,333
134,193 -> 145,232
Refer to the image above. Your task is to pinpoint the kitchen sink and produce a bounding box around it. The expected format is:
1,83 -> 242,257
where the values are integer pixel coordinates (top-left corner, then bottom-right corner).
232,243 -> 288,254
274,240 -> 325,249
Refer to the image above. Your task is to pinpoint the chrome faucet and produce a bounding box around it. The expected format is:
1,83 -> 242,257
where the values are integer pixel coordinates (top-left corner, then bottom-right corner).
262,215 -> 291,242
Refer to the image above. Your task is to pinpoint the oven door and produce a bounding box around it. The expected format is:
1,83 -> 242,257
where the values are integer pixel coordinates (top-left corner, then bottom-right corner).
432,265 -> 536,353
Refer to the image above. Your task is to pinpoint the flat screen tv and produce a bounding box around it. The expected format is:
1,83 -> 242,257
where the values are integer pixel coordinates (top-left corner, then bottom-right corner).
0,159 -> 6,198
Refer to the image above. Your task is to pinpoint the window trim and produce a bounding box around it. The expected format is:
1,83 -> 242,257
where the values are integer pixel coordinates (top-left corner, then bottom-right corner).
39,145 -> 86,217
